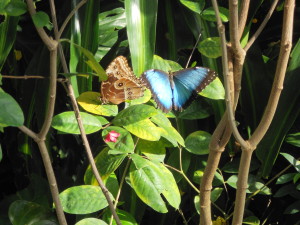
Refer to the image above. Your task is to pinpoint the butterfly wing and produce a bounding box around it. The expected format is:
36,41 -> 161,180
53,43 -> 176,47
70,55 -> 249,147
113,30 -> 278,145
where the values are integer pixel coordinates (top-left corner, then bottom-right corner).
172,67 -> 217,110
101,56 -> 145,104
141,69 -> 173,113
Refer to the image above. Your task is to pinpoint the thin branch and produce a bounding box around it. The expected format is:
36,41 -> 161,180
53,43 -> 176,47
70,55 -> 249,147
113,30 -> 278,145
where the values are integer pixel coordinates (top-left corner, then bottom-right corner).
238,0 -> 250,39
249,0 -> 294,147
58,0 -> 88,39
37,141 -> 67,225
244,0 -> 279,52
65,80 -> 122,225
24,1 -> 67,224
229,0 -> 240,52
38,49 -> 58,138
26,0 -> 57,50
18,125 -> 39,141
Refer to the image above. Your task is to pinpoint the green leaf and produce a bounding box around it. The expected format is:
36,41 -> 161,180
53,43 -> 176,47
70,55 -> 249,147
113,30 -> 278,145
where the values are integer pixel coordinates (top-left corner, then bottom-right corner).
184,131 -> 211,155
276,173 -> 295,184
129,154 -> 181,213
227,174 -> 271,195
180,0 -> 205,14
198,37 -> 221,58
8,200 -> 55,225
199,77 -> 225,100
274,184 -> 298,198
102,126 -> 134,153
4,0 -> 27,16
59,185 -> 113,214
284,200 -> 300,214
125,0 -> 157,75
77,91 -> 118,116
0,92 -> 24,127
112,104 -> 158,126
51,111 -> 102,134
256,39 -> 300,177
178,99 -> 211,120
136,139 -> 166,162
281,153 -> 300,172
84,147 -> 127,184
211,188 -> 223,202
127,89 -> 152,106
32,11 -> 52,29
124,119 -> 161,141
0,15 -> 19,71
61,40 -> 107,81
103,209 -> 138,225
151,113 -> 184,146
201,7 -> 229,22
243,216 -> 260,225
286,132 -> 300,147
76,218 -> 108,225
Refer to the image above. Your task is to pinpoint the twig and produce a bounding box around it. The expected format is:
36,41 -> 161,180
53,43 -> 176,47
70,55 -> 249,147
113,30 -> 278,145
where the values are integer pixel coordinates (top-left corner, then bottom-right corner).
244,0 -> 279,51
58,0 -> 88,39
248,0 -> 294,148
232,0 -> 295,224
23,0 -> 67,224
238,0 -> 250,39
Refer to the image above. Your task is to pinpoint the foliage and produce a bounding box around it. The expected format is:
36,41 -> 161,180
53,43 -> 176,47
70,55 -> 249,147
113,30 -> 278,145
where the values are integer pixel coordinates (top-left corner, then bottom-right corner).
0,0 -> 299,225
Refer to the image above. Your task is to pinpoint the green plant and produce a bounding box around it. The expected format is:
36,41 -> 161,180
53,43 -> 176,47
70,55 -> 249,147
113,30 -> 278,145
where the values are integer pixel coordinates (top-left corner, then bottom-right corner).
0,0 -> 299,225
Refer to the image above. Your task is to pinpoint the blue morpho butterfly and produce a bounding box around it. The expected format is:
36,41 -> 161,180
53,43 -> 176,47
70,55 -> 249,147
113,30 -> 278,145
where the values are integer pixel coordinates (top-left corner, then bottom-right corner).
141,67 -> 217,113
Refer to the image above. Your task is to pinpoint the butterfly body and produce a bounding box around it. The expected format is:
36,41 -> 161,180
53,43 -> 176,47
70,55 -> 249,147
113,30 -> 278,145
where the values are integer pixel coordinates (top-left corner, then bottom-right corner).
101,56 -> 145,104
141,67 -> 216,113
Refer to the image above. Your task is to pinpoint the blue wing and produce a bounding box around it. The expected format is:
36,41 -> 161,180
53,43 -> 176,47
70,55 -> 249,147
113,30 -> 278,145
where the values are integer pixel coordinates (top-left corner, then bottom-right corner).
172,67 -> 216,110
141,69 -> 173,113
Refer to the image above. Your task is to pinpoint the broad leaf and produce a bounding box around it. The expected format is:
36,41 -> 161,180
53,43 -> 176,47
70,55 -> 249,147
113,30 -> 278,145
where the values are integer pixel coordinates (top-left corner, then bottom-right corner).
77,91 -> 118,116
76,218 -> 107,225
8,200 -> 55,225
112,104 -> 158,126
129,154 -> 181,213
184,131 -> 211,155
124,119 -> 161,141
84,147 -> 127,184
59,185 -> 113,214
102,126 -> 135,153
0,92 -> 24,127
198,37 -> 221,58
52,111 -> 102,134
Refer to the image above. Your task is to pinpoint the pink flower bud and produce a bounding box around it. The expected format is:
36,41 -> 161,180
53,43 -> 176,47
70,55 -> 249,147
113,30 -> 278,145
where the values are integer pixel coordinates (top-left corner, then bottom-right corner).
104,130 -> 120,143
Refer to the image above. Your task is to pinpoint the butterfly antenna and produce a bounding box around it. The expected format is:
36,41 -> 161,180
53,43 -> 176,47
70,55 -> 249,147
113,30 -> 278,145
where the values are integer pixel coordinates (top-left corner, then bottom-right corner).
185,32 -> 202,68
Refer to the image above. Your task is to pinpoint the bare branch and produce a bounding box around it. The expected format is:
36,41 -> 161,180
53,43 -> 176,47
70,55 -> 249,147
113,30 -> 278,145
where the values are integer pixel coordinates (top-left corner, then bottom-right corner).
58,0 -> 88,39
249,0 -> 295,147
244,0 -> 279,52
238,0 -> 250,39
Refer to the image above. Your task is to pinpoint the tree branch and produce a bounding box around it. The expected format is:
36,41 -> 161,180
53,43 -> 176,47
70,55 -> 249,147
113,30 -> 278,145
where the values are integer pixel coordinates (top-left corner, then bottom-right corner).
244,0 -> 279,52
238,0 -> 250,40
249,0 -> 294,147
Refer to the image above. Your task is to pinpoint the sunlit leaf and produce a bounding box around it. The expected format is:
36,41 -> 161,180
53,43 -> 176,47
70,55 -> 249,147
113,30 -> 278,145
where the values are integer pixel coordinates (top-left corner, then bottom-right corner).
52,111 -> 102,134
84,147 -> 127,184
112,104 -> 158,126
198,37 -> 221,58
124,119 -> 161,141
199,77 -> 225,100
180,0 -> 205,14
76,218 -> 108,225
201,7 -> 229,22
129,154 -> 181,213
77,91 -> 118,116
184,131 -> 211,155
59,185 -> 113,214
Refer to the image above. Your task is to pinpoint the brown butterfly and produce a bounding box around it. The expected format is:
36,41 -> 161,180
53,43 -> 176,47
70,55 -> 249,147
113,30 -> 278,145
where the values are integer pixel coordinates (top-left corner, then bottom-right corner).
101,56 -> 145,105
